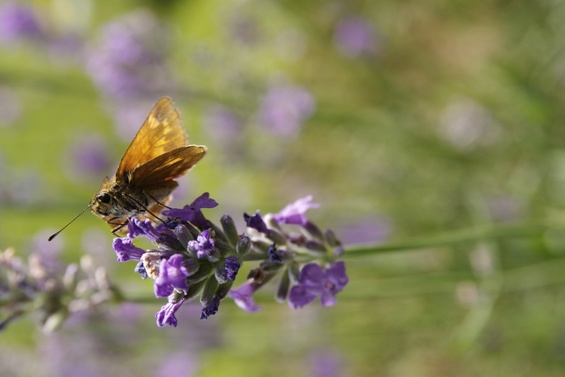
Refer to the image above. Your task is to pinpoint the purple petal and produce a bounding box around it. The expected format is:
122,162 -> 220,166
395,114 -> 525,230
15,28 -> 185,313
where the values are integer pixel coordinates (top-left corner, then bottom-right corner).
112,237 -> 145,262
272,195 -> 319,226
288,285 -> 318,309
243,211 -> 268,233
228,281 -> 262,312
155,297 -> 185,327
162,192 -> 218,222
127,217 -> 161,241
298,263 -> 325,285
154,254 -> 189,298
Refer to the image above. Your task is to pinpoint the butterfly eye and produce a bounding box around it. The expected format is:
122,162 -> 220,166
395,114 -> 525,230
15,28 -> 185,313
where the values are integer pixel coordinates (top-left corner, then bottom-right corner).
97,193 -> 111,204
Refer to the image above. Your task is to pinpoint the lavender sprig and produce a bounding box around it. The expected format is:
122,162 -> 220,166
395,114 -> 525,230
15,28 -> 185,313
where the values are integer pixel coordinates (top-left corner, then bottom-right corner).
111,193 -> 349,327
0,247 -> 118,332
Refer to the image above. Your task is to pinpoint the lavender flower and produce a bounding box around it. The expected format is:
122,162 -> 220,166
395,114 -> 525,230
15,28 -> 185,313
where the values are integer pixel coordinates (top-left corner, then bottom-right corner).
0,2 -> 44,44
155,297 -> 185,327
112,237 -> 145,262
333,16 -> 378,58
258,83 -> 315,138
222,256 -> 241,281
154,254 -> 189,298
188,230 -> 219,262
272,195 -> 319,226
203,105 -> 243,150
84,10 -> 169,100
67,135 -> 111,179
0,248 -> 116,332
162,192 -> 218,226
288,262 -> 349,309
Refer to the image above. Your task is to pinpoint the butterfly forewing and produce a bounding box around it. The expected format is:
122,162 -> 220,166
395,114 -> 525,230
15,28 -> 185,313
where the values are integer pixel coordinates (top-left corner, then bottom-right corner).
116,97 -> 189,176
130,145 -> 207,190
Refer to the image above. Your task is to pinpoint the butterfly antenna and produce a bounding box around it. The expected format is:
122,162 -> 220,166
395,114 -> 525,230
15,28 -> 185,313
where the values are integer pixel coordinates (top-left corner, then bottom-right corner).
48,204 -> 91,241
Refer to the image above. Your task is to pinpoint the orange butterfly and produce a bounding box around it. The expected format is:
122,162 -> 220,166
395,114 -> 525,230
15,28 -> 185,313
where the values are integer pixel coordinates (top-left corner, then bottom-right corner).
49,97 -> 206,240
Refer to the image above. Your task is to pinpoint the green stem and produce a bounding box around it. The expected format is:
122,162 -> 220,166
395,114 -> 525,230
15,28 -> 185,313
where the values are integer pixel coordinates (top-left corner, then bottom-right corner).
344,224 -> 549,257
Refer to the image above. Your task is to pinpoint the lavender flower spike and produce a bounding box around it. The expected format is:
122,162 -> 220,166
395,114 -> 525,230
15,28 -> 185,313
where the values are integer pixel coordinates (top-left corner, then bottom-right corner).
288,262 -> 349,309
271,195 -> 319,226
154,254 -> 189,298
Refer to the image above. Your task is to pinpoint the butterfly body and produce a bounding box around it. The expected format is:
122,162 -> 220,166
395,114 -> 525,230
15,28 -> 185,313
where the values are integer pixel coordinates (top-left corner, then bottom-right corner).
90,97 -> 206,233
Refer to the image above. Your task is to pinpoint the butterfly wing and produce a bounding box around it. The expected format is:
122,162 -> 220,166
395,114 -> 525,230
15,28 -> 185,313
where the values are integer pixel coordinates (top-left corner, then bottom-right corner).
129,145 -> 207,191
116,97 -> 189,176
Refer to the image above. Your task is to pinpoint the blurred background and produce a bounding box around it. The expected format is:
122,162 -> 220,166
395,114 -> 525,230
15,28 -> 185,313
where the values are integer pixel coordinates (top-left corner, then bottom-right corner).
2,0 -> 565,376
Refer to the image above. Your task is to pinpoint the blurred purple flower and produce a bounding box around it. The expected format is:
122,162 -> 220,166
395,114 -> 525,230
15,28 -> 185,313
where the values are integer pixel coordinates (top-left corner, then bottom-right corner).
67,134 -> 111,179
85,11 -> 168,100
334,17 -> 378,58
156,352 -> 199,377
309,349 -> 344,377
228,281 -> 262,312
203,105 -> 243,148
154,254 -> 189,298
288,262 -> 349,309
0,2 -> 44,44
272,195 -> 319,226
338,215 -> 392,245
258,83 -> 315,138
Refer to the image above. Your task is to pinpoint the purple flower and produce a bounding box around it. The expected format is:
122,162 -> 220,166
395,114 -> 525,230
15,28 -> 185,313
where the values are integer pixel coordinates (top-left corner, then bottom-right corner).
243,211 -> 268,233
68,135 -> 111,178
112,237 -> 145,262
127,217 -> 161,242
288,262 -> 349,309
188,230 -> 218,262
228,281 -> 262,312
258,83 -> 315,138
203,105 -> 243,147
223,256 -> 241,281
84,10 -> 168,99
155,297 -> 185,327
0,3 -> 44,43
272,195 -> 319,226
162,192 -> 218,226
200,295 -> 221,320
309,349 -> 343,377
334,17 -> 378,58
154,254 -> 189,298
156,352 -> 198,377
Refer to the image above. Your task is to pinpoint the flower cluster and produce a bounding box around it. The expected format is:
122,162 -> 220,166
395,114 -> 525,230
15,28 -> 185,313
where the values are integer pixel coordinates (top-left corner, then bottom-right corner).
112,193 -> 349,327
0,247 -> 117,332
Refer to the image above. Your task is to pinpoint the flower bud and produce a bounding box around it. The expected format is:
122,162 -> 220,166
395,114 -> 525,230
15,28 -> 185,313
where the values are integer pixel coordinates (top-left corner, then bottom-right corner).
275,268 -> 290,303
220,215 -> 240,246
200,275 -> 219,307
236,236 -> 251,256
304,221 -> 324,241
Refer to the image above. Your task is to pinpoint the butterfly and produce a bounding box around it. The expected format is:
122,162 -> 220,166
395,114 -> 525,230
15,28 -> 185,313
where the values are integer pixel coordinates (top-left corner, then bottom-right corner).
49,97 -> 206,241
